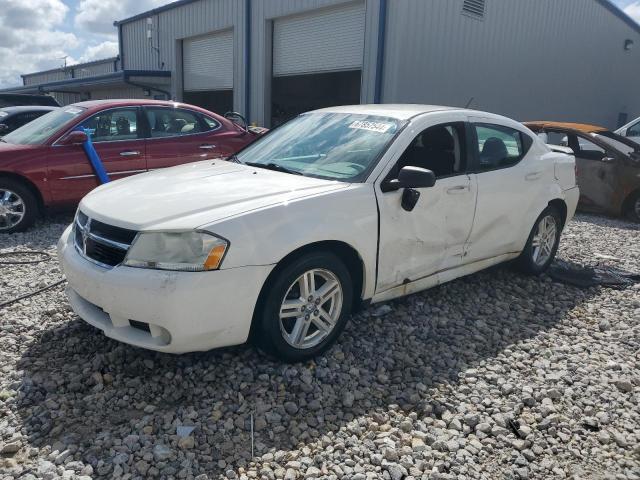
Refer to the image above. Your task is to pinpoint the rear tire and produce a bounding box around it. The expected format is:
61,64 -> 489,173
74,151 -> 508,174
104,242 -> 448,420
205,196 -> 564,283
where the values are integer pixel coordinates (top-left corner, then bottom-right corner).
624,191 -> 640,223
0,178 -> 38,233
254,252 -> 353,363
516,206 -> 562,275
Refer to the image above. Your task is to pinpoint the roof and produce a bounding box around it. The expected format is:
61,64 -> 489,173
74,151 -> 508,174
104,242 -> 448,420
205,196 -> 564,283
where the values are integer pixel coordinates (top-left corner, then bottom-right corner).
312,104 -> 460,120
72,99 -> 180,108
524,121 -> 609,134
21,57 -> 119,79
0,106 -> 58,113
0,70 -> 171,95
113,0 -> 640,36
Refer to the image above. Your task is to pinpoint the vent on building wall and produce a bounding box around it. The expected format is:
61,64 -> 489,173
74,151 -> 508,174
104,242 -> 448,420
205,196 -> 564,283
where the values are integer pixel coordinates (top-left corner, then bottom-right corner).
462,0 -> 485,19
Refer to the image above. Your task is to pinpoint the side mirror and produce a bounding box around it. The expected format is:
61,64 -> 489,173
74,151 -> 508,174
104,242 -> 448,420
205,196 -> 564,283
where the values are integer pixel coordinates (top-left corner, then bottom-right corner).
224,111 -> 248,132
58,130 -> 88,146
602,156 -> 616,163
381,166 -> 436,192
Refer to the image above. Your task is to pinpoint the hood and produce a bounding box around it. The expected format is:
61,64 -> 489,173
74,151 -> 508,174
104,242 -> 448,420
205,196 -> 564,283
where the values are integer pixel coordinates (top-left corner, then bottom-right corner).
80,160 -> 349,230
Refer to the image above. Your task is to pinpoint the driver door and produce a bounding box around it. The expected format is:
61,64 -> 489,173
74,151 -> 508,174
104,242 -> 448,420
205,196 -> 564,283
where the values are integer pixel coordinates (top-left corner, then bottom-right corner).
375,114 -> 477,296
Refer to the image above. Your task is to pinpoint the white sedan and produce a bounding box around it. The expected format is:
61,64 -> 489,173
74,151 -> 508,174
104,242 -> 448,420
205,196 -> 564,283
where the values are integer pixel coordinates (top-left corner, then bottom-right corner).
58,105 -> 579,362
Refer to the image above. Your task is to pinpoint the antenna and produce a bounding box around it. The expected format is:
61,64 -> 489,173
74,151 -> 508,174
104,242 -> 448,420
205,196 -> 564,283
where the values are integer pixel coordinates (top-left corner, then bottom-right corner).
60,55 -> 68,68
464,97 -> 474,109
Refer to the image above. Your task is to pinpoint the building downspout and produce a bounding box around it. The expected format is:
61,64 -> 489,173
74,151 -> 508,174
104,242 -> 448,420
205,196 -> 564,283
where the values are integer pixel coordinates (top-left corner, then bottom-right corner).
374,0 -> 387,104
244,0 -> 252,121
116,21 -> 125,70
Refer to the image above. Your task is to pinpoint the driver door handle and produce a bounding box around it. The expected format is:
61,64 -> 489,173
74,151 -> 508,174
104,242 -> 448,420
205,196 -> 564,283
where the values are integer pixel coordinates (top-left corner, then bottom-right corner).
119,151 -> 140,157
446,185 -> 470,194
200,144 -> 216,150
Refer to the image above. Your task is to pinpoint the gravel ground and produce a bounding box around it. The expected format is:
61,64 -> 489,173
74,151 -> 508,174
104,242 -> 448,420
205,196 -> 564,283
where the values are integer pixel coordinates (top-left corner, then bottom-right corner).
0,213 -> 639,480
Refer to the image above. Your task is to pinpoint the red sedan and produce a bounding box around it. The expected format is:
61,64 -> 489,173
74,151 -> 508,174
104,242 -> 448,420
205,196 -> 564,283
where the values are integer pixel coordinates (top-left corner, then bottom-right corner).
0,100 -> 264,233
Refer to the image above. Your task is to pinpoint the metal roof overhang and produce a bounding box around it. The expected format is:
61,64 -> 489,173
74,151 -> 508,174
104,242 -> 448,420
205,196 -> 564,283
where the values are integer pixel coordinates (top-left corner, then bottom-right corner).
0,70 -> 171,95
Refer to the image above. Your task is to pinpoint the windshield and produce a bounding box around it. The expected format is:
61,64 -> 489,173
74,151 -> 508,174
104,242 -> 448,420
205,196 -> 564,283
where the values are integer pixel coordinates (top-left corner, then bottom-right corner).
2,106 -> 86,145
235,112 -> 403,181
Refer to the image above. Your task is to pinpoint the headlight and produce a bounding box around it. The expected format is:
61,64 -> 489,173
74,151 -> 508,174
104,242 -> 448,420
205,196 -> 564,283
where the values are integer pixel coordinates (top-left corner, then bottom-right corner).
123,231 -> 228,272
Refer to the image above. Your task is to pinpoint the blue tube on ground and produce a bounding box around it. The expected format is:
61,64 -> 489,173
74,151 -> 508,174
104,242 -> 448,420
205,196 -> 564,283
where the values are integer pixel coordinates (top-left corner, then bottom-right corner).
78,128 -> 110,184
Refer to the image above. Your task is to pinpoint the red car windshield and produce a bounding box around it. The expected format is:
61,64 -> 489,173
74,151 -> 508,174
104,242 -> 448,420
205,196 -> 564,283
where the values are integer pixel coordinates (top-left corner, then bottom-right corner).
2,106 -> 86,145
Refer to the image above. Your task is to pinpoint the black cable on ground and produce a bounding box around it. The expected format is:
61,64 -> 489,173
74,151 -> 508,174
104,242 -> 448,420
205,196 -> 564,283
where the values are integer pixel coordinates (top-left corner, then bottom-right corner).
0,250 -> 66,310
0,251 -> 51,265
0,279 -> 67,310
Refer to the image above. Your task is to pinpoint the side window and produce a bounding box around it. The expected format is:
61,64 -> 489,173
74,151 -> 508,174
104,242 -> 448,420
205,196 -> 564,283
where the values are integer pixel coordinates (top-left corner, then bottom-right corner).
627,121 -> 640,137
396,123 -> 466,178
81,109 -> 139,143
473,123 -> 531,172
575,135 -> 606,161
201,115 -> 221,131
145,108 -> 204,138
542,131 -> 570,147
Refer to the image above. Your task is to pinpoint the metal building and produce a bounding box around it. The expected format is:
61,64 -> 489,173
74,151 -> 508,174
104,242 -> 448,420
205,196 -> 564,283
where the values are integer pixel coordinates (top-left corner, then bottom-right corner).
4,0 -> 640,129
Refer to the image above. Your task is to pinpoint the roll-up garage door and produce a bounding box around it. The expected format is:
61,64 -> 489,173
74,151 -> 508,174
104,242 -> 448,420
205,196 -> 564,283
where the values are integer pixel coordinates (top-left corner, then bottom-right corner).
183,30 -> 233,91
273,2 -> 365,77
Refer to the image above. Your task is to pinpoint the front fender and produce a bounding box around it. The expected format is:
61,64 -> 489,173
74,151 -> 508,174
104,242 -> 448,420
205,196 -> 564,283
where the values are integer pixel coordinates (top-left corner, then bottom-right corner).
203,184 -> 379,299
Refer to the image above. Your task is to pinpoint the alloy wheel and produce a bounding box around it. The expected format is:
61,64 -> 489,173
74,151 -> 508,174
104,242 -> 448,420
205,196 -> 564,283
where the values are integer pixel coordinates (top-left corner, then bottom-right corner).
279,268 -> 343,349
0,189 -> 26,231
531,214 -> 557,266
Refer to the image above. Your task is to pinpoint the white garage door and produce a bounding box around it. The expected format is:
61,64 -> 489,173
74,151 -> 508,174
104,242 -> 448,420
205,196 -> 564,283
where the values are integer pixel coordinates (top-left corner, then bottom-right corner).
183,30 -> 233,91
273,2 -> 365,77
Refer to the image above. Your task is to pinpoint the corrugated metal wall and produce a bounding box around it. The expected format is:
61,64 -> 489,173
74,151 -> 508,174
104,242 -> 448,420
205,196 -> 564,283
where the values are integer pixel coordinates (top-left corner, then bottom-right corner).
118,0 -> 640,128
23,70 -> 68,86
382,0 -> 640,128
22,59 -> 117,86
74,60 -> 117,78
121,0 -> 245,111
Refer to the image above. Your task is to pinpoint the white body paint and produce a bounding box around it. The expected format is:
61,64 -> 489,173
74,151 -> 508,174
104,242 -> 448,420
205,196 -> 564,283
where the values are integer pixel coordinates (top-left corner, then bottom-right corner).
58,105 -> 578,353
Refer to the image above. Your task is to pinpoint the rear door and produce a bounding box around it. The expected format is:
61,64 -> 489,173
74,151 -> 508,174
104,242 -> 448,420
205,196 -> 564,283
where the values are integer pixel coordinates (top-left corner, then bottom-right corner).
568,133 -> 618,211
464,118 -> 549,263
144,106 -> 246,170
47,107 -> 146,205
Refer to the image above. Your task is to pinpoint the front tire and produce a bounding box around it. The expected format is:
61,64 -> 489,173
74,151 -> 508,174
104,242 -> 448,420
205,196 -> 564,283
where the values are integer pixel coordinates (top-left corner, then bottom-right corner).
255,252 -> 353,363
516,206 -> 562,275
0,178 -> 37,233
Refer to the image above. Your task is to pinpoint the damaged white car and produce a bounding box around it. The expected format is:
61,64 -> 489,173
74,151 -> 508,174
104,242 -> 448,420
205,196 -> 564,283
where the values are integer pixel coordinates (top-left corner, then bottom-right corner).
58,105 -> 579,362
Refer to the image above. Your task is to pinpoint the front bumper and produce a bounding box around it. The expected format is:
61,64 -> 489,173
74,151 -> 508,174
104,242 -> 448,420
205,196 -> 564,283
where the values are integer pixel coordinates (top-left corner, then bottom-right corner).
57,225 -> 273,353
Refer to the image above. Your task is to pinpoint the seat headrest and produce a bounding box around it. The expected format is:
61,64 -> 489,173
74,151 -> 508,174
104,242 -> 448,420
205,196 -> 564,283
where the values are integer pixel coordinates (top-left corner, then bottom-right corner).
422,127 -> 454,150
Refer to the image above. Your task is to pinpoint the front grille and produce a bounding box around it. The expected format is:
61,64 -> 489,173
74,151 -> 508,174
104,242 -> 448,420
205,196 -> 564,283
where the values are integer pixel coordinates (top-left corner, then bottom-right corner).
85,237 -> 128,266
74,212 -> 137,268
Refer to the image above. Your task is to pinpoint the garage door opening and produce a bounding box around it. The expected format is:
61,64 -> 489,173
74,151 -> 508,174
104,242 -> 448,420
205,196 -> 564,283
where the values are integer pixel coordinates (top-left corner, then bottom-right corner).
183,90 -> 233,115
271,70 -> 361,126
271,2 -> 365,126
182,29 -> 234,115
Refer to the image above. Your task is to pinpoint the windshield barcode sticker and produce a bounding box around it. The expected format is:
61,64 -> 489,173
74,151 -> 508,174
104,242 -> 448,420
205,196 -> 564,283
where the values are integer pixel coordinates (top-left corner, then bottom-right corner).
349,121 -> 393,133
65,108 -> 83,114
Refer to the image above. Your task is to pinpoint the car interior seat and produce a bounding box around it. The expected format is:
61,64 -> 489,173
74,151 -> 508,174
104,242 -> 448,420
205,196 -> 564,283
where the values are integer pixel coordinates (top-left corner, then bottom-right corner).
116,117 -> 131,136
480,137 -> 508,168
398,126 -> 456,177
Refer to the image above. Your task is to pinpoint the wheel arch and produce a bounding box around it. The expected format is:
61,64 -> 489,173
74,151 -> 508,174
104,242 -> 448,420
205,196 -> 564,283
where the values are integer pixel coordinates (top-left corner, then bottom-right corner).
249,240 -> 367,340
621,188 -> 640,217
0,171 -> 44,214
548,198 -> 568,228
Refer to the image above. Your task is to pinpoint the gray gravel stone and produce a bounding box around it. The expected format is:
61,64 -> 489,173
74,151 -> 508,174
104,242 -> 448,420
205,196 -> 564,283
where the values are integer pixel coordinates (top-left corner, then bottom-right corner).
0,213 -> 638,479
